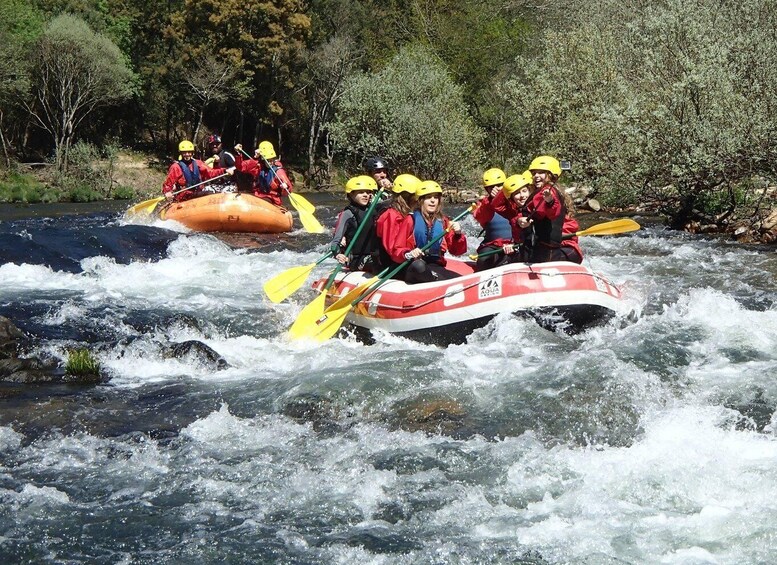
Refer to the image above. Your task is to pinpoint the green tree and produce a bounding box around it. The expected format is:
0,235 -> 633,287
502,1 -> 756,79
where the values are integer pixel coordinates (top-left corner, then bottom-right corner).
24,14 -> 137,172
329,44 -> 484,183
500,0 -> 777,226
167,0 -> 311,146
0,0 -> 43,166
297,36 -> 362,187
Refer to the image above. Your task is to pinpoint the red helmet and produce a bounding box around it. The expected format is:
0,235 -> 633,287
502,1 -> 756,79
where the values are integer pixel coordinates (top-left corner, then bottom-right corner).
207,134 -> 222,145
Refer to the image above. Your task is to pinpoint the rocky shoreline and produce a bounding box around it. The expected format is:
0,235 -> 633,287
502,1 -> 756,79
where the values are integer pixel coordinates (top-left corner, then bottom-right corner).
446,185 -> 777,245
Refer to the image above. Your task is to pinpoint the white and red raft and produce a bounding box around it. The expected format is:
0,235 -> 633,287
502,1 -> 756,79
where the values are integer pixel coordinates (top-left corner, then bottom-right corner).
312,259 -> 627,345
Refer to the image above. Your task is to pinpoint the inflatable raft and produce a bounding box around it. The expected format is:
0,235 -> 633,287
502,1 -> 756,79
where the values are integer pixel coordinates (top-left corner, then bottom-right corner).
313,259 -> 624,345
159,192 -> 293,233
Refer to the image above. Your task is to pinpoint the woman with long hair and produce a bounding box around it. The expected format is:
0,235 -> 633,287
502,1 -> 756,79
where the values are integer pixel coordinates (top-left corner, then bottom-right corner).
406,180 -> 467,283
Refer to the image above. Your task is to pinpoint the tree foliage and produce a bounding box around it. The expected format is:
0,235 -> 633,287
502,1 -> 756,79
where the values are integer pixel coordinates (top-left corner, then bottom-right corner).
501,0 -> 777,225
167,0 -> 311,142
297,36 -> 362,186
0,0 -> 44,165
1,0 -> 774,229
329,44 -> 484,183
24,14 -> 137,171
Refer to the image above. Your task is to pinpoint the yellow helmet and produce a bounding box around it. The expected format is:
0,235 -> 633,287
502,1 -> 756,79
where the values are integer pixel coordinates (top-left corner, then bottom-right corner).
528,155 -> 561,177
345,175 -> 378,194
258,141 -> 277,160
502,172 -> 533,198
482,168 -> 506,187
178,140 -> 195,152
416,180 -> 443,198
392,173 -> 421,195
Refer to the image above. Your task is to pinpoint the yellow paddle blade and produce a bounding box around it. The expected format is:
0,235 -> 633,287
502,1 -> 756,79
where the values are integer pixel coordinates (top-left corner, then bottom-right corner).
324,277 -> 379,313
263,262 -> 319,303
289,296 -> 352,342
126,197 -> 164,217
297,208 -> 326,234
288,192 -> 316,214
576,218 -> 641,237
288,276 -> 380,342
287,291 -> 328,339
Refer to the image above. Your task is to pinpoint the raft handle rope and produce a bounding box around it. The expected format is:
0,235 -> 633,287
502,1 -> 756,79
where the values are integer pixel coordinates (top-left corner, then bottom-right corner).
352,268 -> 619,312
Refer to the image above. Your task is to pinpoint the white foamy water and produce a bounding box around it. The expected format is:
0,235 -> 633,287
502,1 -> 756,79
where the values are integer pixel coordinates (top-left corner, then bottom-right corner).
1,210 -> 776,562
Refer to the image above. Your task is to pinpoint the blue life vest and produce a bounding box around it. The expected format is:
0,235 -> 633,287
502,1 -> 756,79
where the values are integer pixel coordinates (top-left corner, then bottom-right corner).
257,165 -> 278,193
177,160 -> 202,187
484,212 -> 512,242
413,211 -> 444,261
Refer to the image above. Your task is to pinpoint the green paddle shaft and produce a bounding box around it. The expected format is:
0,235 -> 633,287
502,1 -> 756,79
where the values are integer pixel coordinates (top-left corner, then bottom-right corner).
333,203 -> 475,310
322,187 -> 385,290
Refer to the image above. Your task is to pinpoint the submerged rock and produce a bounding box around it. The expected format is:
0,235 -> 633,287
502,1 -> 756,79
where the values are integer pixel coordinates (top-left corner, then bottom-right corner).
166,313 -> 205,333
0,316 -> 65,384
0,356 -> 61,384
281,393 -> 356,434
390,397 -> 468,436
166,340 -> 229,370
0,316 -> 24,354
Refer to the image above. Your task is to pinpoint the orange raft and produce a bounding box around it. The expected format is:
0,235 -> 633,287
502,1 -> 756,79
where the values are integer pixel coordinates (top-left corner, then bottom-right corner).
159,193 -> 293,233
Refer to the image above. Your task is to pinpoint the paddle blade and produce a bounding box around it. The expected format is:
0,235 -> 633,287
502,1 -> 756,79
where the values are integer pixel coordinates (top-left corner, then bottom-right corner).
289,298 -> 352,342
288,276 -> 380,342
288,192 -> 316,214
577,218 -> 641,237
324,277 -> 379,314
287,291 -> 328,339
126,197 -> 164,217
263,262 -> 318,303
297,208 -> 326,234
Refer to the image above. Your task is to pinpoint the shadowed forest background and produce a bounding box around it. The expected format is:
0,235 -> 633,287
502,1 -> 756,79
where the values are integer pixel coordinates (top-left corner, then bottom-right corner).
1,0 -> 776,236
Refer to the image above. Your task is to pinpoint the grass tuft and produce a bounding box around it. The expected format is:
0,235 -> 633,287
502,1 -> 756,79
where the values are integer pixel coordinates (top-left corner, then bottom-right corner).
65,348 -> 101,380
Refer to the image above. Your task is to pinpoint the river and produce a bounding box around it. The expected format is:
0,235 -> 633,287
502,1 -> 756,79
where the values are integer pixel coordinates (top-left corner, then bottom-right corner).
0,196 -> 775,564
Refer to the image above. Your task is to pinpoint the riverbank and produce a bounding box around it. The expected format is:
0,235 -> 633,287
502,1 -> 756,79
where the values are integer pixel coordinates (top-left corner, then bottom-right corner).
3,152 -> 776,244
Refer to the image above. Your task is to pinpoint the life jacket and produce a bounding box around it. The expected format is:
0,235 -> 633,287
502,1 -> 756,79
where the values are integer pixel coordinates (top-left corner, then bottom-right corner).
484,211 -> 512,242
257,162 -> 280,194
344,203 -> 381,269
177,160 -> 201,187
413,210 -> 445,262
524,187 -> 566,258
217,150 -> 235,169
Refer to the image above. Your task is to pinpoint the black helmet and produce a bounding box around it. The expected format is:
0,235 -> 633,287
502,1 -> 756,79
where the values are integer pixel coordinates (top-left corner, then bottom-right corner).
207,134 -> 222,145
364,156 -> 388,173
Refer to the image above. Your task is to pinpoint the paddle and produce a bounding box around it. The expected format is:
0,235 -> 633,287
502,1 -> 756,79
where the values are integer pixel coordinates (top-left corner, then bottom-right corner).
237,148 -> 324,234
565,218 -> 640,237
126,172 -> 232,217
289,203 -> 476,342
286,188 -> 386,330
263,251 -> 334,303
467,218 -> 642,260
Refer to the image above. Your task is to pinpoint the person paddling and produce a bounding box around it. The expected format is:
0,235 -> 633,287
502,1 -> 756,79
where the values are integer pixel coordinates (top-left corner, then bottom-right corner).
204,134 -> 235,169
472,168 -> 513,271
375,174 -> 422,281
493,156 -> 582,263
162,140 -> 234,202
329,175 -> 383,272
233,141 -> 293,207
406,180 -> 467,282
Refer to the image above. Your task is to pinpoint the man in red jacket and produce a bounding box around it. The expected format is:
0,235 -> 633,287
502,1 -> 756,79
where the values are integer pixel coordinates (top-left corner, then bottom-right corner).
233,141 -> 293,207
162,140 -> 234,202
